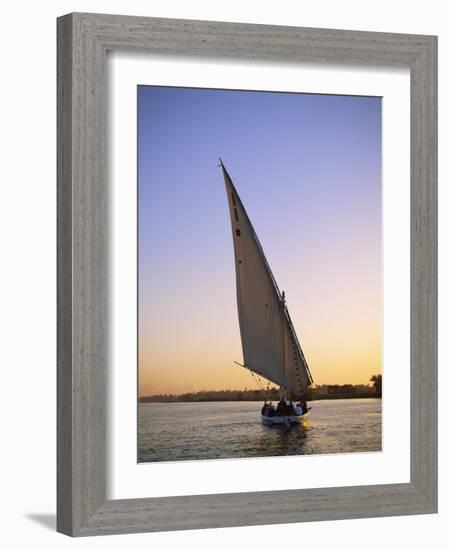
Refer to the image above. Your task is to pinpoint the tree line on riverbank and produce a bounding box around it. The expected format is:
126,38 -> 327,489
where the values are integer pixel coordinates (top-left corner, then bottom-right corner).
139,375 -> 382,403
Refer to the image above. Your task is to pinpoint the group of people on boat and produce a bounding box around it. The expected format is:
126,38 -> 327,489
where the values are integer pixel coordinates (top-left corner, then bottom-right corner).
261,399 -> 308,418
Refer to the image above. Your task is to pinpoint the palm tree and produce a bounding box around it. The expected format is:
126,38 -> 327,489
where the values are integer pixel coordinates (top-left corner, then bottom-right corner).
370,374 -> 382,396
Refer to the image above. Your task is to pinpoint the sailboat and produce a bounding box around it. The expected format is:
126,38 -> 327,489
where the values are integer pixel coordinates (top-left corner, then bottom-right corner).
220,160 -> 313,425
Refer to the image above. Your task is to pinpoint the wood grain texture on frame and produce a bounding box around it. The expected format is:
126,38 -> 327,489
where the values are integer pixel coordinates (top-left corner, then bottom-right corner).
57,12 -> 437,536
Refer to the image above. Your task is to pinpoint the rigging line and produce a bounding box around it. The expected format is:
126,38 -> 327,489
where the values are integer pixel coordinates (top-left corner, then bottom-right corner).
249,369 -> 263,390
233,361 -> 282,391
265,381 -> 271,401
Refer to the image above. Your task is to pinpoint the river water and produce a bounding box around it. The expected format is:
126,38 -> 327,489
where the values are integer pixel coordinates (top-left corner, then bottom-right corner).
138,398 -> 381,463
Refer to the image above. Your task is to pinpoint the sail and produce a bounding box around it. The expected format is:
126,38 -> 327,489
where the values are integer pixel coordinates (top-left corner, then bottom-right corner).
221,161 -> 313,397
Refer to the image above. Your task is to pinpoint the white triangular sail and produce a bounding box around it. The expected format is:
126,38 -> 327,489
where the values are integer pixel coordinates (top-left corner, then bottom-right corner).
221,161 -> 313,397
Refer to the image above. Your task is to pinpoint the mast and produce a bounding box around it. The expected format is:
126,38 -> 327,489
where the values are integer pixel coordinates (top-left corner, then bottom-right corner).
220,160 -> 313,397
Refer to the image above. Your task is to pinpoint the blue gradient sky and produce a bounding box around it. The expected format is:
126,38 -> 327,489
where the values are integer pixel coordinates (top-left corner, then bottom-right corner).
138,86 -> 382,396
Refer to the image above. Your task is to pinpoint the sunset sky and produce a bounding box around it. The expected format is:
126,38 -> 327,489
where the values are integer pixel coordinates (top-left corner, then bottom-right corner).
138,86 -> 382,396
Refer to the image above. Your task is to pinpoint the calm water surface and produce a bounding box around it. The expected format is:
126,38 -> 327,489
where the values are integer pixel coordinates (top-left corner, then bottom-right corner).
138,398 -> 381,463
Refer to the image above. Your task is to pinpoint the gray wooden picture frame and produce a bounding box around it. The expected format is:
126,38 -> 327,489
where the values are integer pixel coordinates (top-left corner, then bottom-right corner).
57,12 -> 438,537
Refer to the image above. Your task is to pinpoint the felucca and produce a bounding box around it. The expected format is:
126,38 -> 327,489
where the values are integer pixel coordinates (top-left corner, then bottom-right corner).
221,160 -> 313,425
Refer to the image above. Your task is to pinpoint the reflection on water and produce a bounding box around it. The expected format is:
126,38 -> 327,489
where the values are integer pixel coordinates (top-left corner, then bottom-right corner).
138,398 -> 381,463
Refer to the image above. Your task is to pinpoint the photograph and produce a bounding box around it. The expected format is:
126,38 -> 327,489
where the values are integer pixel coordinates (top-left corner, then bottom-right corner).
0,0 -> 440,543
137,85 -> 383,463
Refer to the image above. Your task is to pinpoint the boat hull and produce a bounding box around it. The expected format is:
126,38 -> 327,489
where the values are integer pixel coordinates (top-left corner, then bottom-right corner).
261,411 -> 309,425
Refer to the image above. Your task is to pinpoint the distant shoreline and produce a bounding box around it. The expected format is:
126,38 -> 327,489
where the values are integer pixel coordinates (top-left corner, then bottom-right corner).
139,393 -> 381,404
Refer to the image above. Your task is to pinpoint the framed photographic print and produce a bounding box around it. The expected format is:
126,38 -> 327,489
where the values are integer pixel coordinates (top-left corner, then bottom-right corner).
57,13 -> 437,536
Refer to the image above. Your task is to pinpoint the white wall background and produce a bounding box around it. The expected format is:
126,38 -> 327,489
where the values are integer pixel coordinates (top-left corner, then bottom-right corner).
0,1 -> 446,548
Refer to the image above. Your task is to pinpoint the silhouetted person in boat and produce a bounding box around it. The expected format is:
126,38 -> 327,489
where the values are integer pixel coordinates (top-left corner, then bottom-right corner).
261,402 -> 274,417
286,401 -> 294,415
276,399 -> 287,415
